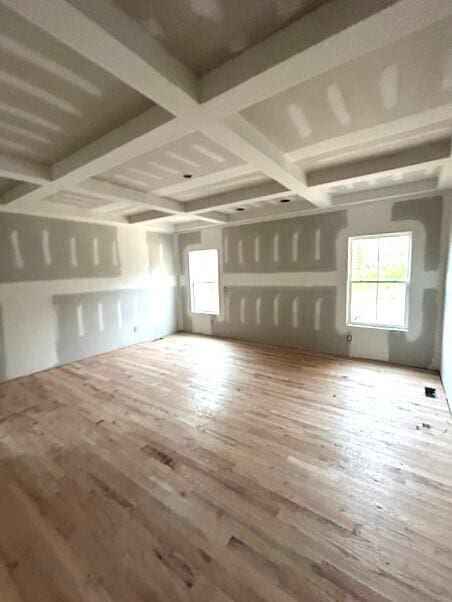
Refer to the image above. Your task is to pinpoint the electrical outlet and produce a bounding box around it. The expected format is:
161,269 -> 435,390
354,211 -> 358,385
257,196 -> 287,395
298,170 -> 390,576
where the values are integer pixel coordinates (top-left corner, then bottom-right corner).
133,326 -> 138,333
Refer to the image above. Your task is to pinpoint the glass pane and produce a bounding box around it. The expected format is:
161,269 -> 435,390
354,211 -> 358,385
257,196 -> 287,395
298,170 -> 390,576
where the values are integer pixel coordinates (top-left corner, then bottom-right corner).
192,282 -> 219,314
378,235 -> 410,281
376,283 -> 406,327
350,283 -> 377,324
351,238 -> 379,281
188,249 -> 220,314
188,249 -> 219,281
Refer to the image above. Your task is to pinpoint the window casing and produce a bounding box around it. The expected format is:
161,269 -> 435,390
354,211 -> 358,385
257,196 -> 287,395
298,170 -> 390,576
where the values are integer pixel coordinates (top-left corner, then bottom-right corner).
347,232 -> 412,330
188,249 -> 220,315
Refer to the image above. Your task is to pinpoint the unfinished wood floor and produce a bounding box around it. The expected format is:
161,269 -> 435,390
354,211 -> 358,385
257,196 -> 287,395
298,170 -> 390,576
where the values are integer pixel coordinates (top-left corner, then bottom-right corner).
0,334 -> 451,602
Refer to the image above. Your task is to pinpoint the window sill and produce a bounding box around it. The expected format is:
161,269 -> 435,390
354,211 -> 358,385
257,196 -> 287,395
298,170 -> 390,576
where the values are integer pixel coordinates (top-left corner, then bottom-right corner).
348,322 -> 408,332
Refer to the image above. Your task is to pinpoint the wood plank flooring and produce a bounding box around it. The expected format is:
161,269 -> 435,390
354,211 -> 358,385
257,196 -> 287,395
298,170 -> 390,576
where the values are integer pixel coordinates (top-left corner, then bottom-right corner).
0,333 -> 451,601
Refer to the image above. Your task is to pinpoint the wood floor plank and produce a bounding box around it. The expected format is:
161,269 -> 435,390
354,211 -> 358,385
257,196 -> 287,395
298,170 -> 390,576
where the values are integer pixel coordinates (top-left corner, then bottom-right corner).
0,333 -> 451,601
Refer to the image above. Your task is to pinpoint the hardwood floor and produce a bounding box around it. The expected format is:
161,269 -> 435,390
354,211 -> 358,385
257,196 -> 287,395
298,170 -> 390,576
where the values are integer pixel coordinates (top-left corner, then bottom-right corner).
0,334 -> 451,601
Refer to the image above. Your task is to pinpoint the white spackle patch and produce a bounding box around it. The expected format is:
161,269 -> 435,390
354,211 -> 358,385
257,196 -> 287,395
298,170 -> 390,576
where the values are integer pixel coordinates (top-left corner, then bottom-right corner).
97,302 -> 104,332
76,304 -> 85,337
10,230 -> 24,270
70,236 -> 78,268
42,230 -> 51,266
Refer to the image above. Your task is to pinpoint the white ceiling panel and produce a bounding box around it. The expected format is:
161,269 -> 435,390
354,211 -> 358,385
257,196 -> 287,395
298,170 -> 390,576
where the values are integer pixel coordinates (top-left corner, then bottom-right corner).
0,4 -> 151,164
243,17 -> 452,154
113,0 -> 328,75
96,133 -> 246,192
0,176 -> 13,193
169,171 -> 271,201
0,0 -> 450,229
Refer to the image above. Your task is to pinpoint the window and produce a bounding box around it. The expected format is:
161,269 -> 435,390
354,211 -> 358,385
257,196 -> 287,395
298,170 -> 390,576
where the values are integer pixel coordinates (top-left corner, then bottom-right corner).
188,249 -> 220,314
347,232 -> 411,329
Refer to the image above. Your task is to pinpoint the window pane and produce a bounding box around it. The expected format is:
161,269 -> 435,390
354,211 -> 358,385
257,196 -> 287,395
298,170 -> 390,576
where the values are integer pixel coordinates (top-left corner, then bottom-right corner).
378,235 -> 410,281
188,249 -> 220,314
188,249 -> 219,281
350,282 -> 377,324
192,282 -> 219,314
376,283 -> 406,327
351,238 -> 379,281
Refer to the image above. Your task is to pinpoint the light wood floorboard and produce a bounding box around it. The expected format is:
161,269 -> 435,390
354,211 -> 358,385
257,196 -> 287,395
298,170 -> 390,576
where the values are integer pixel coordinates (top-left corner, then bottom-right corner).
0,333 -> 451,601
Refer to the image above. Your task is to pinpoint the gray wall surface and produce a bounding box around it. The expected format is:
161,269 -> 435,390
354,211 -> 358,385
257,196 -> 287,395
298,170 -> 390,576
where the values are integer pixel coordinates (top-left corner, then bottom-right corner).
178,196 -> 446,369
441,195 -> 452,403
0,213 -> 178,382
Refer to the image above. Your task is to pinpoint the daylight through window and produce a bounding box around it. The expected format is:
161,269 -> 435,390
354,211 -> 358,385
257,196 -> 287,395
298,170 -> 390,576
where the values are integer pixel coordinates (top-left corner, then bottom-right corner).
347,233 -> 411,329
188,249 -> 220,315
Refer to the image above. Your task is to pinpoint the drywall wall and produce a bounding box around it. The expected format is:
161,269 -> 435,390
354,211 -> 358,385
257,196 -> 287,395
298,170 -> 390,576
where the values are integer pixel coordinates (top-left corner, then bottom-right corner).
178,196 -> 445,369
0,213 -> 177,382
441,193 -> 452,403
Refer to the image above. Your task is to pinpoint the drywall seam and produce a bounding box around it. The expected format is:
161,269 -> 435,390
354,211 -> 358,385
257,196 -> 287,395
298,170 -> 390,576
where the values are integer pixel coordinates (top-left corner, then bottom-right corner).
177,196 -> 445,369
173,232 -> 184,331
223,272 -> 338,287
0,214 -> 178,382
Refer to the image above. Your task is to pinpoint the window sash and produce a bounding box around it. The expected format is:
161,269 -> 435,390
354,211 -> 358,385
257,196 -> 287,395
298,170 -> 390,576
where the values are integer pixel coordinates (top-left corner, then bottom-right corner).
188,249 -> 220,315
347,233 -> 411,330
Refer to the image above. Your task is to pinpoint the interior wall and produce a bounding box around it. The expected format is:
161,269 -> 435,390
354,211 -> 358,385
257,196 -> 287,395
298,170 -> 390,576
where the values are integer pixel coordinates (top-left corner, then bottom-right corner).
441,193 -> 452,402
178,195 -> 445,369
0,213 -> 178,382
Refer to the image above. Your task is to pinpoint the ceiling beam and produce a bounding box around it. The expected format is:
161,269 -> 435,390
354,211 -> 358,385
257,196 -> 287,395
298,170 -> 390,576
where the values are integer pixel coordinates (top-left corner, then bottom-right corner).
154,165 -> 257,197
51,106 -> 179,182
306,139 -> 451,186
226,200 -> 313,224
184,181 -> 288,213
438,147 -> 452,190
175,178 -> 441,233
289,106 -> 452,165
201,115 -> 328,208
0,154 -> 50,184
330,177 -> 439,206
126,181 -> 287,223
128,209 -> 229,225
0,106 -> 187,206
195,212 -> 230,224
0,0 -> 199,115
71,179 -> 184,214
1,0 -> 449,225
202,0 -> 452,115
127,209 -> 172,224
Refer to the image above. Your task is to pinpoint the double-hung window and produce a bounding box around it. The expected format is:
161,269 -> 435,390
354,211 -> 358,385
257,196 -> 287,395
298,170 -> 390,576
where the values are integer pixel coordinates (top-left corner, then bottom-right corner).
347,232 -> 411,330
188,249 -> 220,315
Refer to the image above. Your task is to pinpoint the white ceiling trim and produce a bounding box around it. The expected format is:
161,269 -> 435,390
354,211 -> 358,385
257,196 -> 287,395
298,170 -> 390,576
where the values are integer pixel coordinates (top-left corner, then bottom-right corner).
0,0 -> 450,225
201,0 -> 452,113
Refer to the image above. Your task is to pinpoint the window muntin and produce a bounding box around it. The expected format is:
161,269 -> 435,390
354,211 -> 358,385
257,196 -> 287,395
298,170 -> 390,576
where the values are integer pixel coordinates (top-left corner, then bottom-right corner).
347,233 -> 411,330
188,249 -> 220,315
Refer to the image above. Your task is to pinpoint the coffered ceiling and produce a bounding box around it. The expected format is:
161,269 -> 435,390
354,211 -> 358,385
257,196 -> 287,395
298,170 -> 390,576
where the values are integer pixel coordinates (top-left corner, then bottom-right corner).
0,0 -> 450,231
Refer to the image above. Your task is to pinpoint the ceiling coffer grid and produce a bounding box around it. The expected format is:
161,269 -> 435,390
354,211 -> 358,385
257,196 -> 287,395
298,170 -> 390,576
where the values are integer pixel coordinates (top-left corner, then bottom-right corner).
0,0 -> 450,229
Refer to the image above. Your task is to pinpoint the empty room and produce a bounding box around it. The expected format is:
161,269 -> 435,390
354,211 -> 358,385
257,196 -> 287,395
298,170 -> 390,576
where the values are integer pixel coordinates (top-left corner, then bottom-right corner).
0,0 -> 451,600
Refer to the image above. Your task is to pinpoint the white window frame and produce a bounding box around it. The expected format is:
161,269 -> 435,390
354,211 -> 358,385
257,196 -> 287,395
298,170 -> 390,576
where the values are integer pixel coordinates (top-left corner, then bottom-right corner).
346,231 -> 412,331
188,248 -> 220,316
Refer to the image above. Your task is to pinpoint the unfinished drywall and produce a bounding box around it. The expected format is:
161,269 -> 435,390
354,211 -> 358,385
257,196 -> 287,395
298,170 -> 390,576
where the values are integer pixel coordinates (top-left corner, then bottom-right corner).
0,213 -> 121,282
213,286 -> 349,356
53,287 -> 177,365
178,196 -> 445,369
223,211 -> 347,273
0,304 -> 6,382
0,213 -> 177,382
441,194 -> 452,403
392,197 -> 442,270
